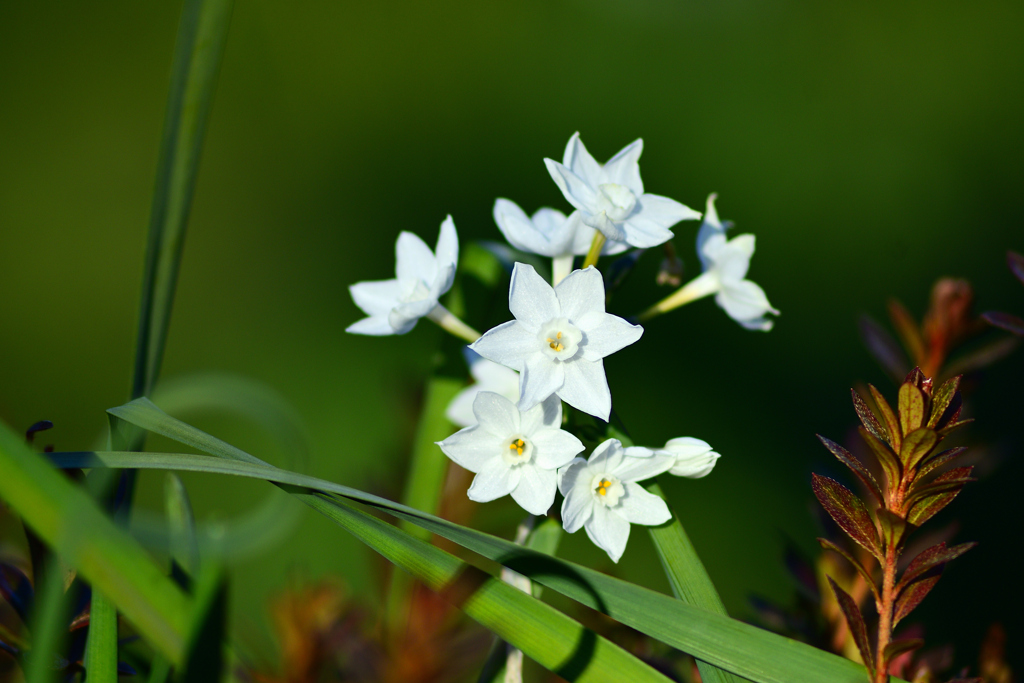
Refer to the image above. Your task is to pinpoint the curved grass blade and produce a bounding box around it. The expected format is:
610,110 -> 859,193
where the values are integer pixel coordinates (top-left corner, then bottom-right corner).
0,422 -> 192,664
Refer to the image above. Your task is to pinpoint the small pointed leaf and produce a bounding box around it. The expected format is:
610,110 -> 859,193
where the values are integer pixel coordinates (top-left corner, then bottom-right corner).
811,475 -> 882,560
900,428 -> 938,471
899,542 -> 977,590
937,418 -> 973,436
876,509 -> 909,553
907,485 -> 964,526
826,577 -> 874,673
817,435 -> 884,504
898,382 -> 926,436
907,467 -> 974,509
917,447 -> 968,479
882,638 -> 924,662
904,367 -> 927,390
981,311 -> 1024,336
868,385 -> 902,453
894,575 -> 940,626
888,299 -> 926,364
852,390 -> 889,446
927,376 -> 961,428
858,427 -> 902,491
817,539 -> 880,603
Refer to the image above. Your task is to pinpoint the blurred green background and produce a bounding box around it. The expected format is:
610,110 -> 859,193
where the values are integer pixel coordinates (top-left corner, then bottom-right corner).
1,0 -> 1022,673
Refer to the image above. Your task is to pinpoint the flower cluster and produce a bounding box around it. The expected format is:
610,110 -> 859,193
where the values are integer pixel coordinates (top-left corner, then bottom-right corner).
347,132 -> 771,561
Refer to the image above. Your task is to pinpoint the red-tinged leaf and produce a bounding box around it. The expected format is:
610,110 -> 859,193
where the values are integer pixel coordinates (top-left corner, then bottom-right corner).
982,311 -> 1024,336
826,576 -> 875,673
900,428 -> 938,471
876,509 -> 909,553
812,474 -> 882,560
907,489 -> 963,526
859,314 -> 909,383
937,418 -> 973,436
888,299 -> 927,364
852,389 -> 889,446
899,541 -> 977,589
908,466 -> 974,506
858,427 -> 902,491
883,638 -> 924,662
894,575 -> 941,625
926,376 -> 961,429
904,367 -> 927,391
817,434 -> 884,505
898,382 -> 926,436
1008,250 -> 1024,285
818,538 -> 880,603
868,384 -> 902,453
917,447 -> 968,478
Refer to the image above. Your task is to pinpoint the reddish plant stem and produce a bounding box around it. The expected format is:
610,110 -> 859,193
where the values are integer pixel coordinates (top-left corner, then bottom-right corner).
874,543 -> 898,683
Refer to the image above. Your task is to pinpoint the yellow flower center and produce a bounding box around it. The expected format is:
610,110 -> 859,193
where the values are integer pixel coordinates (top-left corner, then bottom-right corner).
509,438 -> 526,456
595,478 -> 612,496
546,331 -> 564,352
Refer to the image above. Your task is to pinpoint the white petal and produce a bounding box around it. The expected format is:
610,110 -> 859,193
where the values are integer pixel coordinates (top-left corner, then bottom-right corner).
350,279 -> 402,317
435,215 -> 459,272
738,316 -> 775,332
635,193 -> 702,228
345,316 -> 396,336
558,459 -> 593,532
388,299 -> 434,333
717,279 -> 778,324
517,394 -> 562,435
554,266 -> 605,321
581,210 -> 627,242
703,193 -> 723,231
519,354 -> 565,412
602,138 -> 644,196
510,465 -> 557,515
619,217 -> 674,248
395,231 -> 437,284
587,439 -> 624,471
611,451 -> 675,483
509,262 -> 560,328
467,457 -> 520,502
665,437 -> 712,456
668,444 -> 720,477
472,392 -> 521,438
470,321 -> 538,372
714,235 -> 755,282
494,199 -> 557,256
570,222 -> 630,256
618,483 -> 671,525
561,132 -> 606,188
558,359 -> 611,421
529,428 -> 585,470
429,264 -> 456,300
585,505 -> 631,563
438,425 -> 502,473
577,312 -> 643,362
470,355 -> 521,394
545,159 -> 597,213
698,230 -> 730,269
445,385 -> 481,427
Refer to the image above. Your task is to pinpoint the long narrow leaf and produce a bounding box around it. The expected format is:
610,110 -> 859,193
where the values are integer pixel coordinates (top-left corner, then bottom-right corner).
83,590 -> 119,683
0,422 -> 192,663
23,566 -> 70,683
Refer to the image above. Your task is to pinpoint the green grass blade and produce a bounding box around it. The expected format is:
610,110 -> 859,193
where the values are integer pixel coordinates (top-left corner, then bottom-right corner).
83,590 -> 119,683
646,482 -> 743,683
133,0 -> 233,399
176,565 -> 227,683
166,473 -> 200,579
0,422 -> 192,664
99,400 -> 904,683
23,566 -> 70,683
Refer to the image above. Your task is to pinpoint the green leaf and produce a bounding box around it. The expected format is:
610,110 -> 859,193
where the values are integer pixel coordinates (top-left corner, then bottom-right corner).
826,577 -> 874,675
133,0 -> 233,399
906,467 -> 974,511
851,389 -> 889,447
926,375 -> 961,429
875,509 -> 908,553
817,539 -> 879,604
166,473 -> 200,580
867,385 -> 902,454
857,427 -> 901,491
83,590 -> 119,683
817,435 -> 884,505
897,383 -> 926,436
23,566 -> 72,683
811,474 -> 882,560
916,446 -> 967,479
0,421 -> 192,664
899,428 -> 938,471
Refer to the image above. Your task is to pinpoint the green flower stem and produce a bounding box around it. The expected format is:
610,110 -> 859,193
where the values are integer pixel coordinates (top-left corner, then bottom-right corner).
582,232 -> 606,270
636,271 -> 718,322
428,304 -> 482,343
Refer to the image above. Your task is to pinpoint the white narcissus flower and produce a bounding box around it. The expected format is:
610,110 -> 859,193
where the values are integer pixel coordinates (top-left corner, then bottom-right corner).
558,439 -> 674,563
661,437 -> 720,478
347,216 -> 459,336
445,350 -> 520,428
544,133 -> 701,249
639,194 -> 779,331
438,393 -> 584,515
469,263 -> 643,421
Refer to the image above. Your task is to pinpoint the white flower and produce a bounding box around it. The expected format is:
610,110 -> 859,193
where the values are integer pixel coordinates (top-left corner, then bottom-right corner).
493,199 -> 629,259
661,437 -> 720,478
347,216 -> 458,335
446,350 -> 520,428
438,393 -> 584,515
544,133 -> 701,249
695,194 -> 779,331
469,263 -> 643,421
558,439 -> 674,563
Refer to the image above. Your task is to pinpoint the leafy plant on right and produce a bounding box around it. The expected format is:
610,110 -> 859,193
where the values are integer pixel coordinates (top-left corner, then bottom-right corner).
813,369 -> 978,683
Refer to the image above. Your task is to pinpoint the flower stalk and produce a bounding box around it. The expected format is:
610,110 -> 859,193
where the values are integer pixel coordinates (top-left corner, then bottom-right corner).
637,270 -> 719,322
427,304 -> 481,343
582,231 -> 606,269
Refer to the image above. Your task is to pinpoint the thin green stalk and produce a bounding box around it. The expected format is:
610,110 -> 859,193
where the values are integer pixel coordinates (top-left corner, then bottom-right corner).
83,590 -> 119,683
23,566 -> 70,683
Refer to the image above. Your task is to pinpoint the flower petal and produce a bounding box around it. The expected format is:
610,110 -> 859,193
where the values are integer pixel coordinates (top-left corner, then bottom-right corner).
494,199 -> 557,256
666,437 -> 720,477
345,316 -> 395,336
519,354 -> 565,413
570,221 -> 630,256
470,321 -> 538,372
388,299 -> 434,333
618,483 -> 671,525
558,358 -> 611,421
587,438 -> 624,471
472,391 -> 521,438
395,231 -> 437,283
561,132 -> 606,189
529,428 -> 585,470
435,215 -> 459,272
577,312 -> 643,362
350,279 -> 402,317
602,138 -> 644,196
517,394 -> 562,435
717,278 -> 778,323
438,425 -> 502,473
703,193 -> 724,232
445,386 -> 481,427
585,505 -> 631,563
554,266 -> 605,321
581,210 -> 627,242
714,235 -> 755,282
467,457 -> 520,502
738,316 -> 775,332
509,262 -> 560,328
611,451 -> 675,483
559,459 -> 594,532
545,159 -> 597,213
635,193 -> 702,228
511,465 -> 558,515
